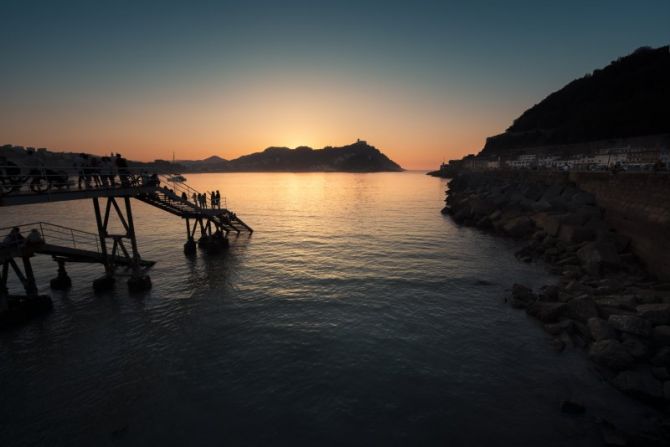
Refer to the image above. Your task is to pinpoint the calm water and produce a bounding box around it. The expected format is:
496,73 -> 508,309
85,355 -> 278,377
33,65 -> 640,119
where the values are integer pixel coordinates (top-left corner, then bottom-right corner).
0,172 -> 658,446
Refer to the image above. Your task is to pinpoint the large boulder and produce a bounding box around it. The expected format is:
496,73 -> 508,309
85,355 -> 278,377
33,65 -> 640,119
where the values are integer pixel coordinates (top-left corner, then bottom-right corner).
532,213 -> 561,237
652,326 -> 670,346
596,295 -> 637,311
527,301 -> 566,323
610,370 -> 664,402
566,296 -> 599,322
608,315 -> 652,337
530,199 -> 552,212
589,340 -> 634,370
577,241 -> 621,276
570,192 -> 597,207
620,334 -> 650,359
651,347 -> 670,367
636,303 -> 670,326
503,216 -> 534,238
469,197 -> 497,218
588,317 -> 616,341
558,225 -> 595,244
510,283 -> 536,309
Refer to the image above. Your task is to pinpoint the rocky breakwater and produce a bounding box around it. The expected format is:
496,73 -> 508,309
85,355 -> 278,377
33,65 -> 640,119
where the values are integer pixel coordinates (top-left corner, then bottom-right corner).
444,172 -> 670,440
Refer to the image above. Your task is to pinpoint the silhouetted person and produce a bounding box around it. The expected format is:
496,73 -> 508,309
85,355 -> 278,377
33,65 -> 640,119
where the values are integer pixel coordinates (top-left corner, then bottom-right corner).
116,153 -> 129,187
3,227 -> 24,247
26,229 -> 44,245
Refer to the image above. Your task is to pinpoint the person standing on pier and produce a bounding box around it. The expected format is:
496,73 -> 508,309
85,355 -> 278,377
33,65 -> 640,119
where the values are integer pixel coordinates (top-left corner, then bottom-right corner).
74,153 -> 87,189
210,191 -> 215,209
115,153 -> 129,187
215,190 -> 221,209
2,227 -> 24,247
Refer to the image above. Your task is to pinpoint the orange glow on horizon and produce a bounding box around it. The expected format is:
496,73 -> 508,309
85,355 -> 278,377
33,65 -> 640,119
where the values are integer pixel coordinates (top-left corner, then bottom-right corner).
0,72 -> 516,169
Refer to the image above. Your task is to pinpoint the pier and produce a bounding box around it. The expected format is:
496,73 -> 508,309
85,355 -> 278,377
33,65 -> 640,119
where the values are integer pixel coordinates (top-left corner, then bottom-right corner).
0,166 -> 252,326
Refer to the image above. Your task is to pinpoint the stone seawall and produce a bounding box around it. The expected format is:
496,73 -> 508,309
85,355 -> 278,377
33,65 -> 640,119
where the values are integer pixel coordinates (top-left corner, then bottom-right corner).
448,170 -> 670,280
570,173 -> 670,281
443,170 -> 670,420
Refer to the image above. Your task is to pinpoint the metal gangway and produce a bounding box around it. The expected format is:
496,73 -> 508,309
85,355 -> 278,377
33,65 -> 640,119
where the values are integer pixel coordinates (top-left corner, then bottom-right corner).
0,161 -> 253,324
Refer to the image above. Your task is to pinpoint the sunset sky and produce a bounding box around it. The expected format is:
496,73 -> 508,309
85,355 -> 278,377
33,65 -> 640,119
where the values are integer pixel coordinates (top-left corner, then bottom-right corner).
1,0 -> 669,169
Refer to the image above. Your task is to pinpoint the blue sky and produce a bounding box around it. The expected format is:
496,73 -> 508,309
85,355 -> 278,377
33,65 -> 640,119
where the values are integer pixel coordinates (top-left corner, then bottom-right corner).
1,0 -> 668,167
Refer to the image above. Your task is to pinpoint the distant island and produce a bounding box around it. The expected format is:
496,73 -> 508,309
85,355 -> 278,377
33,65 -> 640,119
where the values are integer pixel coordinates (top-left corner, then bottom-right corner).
430,45 -> 670,176
0,140 -> 403,173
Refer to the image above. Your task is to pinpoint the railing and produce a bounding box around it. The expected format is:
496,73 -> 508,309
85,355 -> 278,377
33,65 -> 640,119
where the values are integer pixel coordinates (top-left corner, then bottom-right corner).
157,173 -> 228,210
0,221 -> 100,253
0,164 -> 229,210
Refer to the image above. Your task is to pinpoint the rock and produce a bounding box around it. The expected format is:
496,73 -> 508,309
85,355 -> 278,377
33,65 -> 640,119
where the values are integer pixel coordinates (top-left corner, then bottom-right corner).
510,283 -> 536,309
469,197 -> 496,217
600,423 -> 627,447
651,367 -> 670,381
577,241 -> 621,276
538,285 -> 560,302
571,191 -> 596,206
608,315 -> 652,337
503,216 -> 534,238
558,224 -> 595,244
572,320 -> 591,339
614,234 -> 631,253
588,317 -> 616,341
549,337 -> 566,352
527,301 -> 566,323
530,199 -> 552,212
636,303 -> 670,326
596,295 -> 637,311
610,370 -> 664,402
532,213 -> 561,237
620,334 -> 650,359
651,347 -> 670,367
652,325 -> 670,346
560,400 -> 585,414
589,340 -> 634,371
566,296 -> 599,322
544,319 -> 574,336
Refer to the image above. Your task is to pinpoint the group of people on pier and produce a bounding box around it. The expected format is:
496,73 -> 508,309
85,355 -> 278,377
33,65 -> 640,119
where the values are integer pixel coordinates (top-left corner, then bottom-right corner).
74,152 -> 131,189
192,190 -> 222,209
1,227 -> 43,249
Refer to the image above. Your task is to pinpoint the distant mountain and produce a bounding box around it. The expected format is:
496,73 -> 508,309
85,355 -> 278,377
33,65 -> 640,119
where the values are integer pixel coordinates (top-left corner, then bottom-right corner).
479,45 -> 670,156
177,155 -> 229,171
1,140 -> 402,173
224,141 -> 402,172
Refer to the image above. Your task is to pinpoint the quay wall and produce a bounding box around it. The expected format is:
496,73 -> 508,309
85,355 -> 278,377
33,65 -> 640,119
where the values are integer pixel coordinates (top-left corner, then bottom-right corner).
460,170 -> 670,279
568,172 -> 670,281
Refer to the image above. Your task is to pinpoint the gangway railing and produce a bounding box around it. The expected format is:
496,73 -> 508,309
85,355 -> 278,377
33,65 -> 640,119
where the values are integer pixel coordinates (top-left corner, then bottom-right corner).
157,173 -> 228,210
0,164 -> 228,210
0,222 -> 100,253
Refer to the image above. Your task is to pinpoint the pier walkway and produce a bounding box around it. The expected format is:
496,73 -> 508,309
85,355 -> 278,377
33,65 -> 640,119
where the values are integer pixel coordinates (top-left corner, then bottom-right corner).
0,165 -> 252,325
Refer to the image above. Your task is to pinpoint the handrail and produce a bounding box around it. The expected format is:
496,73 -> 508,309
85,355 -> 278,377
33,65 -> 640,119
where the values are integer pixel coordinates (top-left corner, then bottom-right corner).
0,164 -> 229,209
0,221 -> 100,253
157,173 -> 228,210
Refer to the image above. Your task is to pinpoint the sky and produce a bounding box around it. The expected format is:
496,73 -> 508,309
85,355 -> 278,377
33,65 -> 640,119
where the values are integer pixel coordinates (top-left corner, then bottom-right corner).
1,0 -> 669,169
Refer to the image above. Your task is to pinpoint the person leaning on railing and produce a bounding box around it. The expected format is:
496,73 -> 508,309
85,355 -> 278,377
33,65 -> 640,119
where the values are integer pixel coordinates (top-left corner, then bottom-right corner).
1,227 -> 24,247
26,229 -> 44,246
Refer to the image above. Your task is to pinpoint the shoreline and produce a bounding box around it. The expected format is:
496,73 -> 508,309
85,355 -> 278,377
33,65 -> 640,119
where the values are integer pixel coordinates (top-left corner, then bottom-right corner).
443,170 -> 670,443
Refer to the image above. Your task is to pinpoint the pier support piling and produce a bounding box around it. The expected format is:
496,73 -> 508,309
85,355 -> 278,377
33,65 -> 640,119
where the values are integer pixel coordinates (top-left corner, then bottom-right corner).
91,196 -> 152,292
50,259 -> 72,290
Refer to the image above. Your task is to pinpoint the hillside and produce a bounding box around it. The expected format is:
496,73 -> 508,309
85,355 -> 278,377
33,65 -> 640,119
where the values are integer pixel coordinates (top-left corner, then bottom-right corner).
0,141 -> 402,173
480,45 -> 670,156
226,141 -> 402,172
